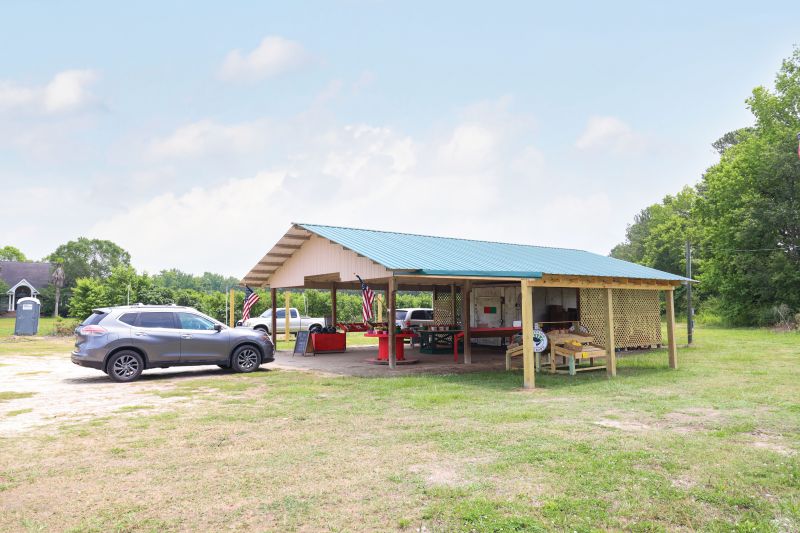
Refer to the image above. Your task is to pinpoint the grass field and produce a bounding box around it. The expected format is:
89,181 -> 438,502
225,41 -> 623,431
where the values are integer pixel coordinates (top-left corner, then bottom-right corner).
0,317 -> 62,337
0,325 -> 798,531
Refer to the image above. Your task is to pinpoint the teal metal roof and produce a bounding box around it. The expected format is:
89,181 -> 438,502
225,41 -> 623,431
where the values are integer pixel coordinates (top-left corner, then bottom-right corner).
297,223 -> 690,281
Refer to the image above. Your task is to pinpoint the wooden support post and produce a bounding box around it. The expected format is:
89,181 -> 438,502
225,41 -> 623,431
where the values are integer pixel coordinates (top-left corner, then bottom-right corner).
461,280 -> 472,364
229,288 -> 235,327
450,284 -> 456,326
331,283 -> 337,327
388,277 -> 397,369
604,288 -> 617,377
521,281 -> 535,389
284,291 -> 291,342
376,294 -> 384,322
270,288 -> 277,346
666,288 -> 678,369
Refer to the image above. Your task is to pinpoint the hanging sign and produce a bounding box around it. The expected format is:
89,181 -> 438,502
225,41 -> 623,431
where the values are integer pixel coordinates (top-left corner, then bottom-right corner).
533,328 -> 548,353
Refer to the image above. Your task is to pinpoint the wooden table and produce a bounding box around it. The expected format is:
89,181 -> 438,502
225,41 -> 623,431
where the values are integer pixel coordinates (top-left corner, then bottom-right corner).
544,333 -> 606,375
418,330 -> 461,354
453,327 -> 522,362
364,332 -> 417,364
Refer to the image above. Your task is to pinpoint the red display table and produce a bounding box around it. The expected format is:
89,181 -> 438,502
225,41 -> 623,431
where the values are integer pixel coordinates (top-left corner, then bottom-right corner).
311,332 -> 346,353
364,332 -> 418,365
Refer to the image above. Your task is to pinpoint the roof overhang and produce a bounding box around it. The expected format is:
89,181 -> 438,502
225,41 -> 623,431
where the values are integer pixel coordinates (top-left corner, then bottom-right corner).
241,225 -> 313,286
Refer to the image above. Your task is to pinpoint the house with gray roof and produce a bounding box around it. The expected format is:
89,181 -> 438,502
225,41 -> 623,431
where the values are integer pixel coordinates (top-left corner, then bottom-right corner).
0,261 -> 53,313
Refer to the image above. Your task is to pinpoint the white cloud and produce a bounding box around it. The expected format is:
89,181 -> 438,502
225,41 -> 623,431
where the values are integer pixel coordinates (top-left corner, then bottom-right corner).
575,116 -> 646,154
43,70 -> 98,112
148,119 -> 268,158
0,69 -> 98,114
89,172 -> 287,274
218,36 -> 308,82
437,124 -> 497,171
0,83 -> 37,109
94,113 -> 563,276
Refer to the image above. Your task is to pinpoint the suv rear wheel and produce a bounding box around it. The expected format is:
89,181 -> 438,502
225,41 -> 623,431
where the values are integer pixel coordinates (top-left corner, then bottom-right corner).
107,350 -> 144,383
231,345 -> 260,373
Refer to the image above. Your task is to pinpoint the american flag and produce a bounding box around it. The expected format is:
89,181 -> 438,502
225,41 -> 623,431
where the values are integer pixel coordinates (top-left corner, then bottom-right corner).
241,286 -> 260,322
357,276 -> 374,323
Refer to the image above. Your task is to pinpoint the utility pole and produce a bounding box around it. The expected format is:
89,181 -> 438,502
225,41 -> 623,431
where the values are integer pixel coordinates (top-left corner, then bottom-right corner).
686,240 -> 693,345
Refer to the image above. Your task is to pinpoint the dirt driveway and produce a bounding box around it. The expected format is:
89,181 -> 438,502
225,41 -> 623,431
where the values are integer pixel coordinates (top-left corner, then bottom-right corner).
0,352 -> 233,435
1,339 -> 511,436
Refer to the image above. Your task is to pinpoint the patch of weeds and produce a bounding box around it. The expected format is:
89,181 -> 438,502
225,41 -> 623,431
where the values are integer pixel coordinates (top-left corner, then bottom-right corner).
262,495 -> 315,528
780,460 -> 800,489
19,517 -> 48,531
15,370 -> 50,376
711,420 -> 757,437
5,408 -> 33,417
0,391 -> 36,402
628,521 -> 668,532
115,404 -> 156,413
87,417 -> 110,428
128,437 -> 166,449
693,485 -> 765,512
64,504 -> 177,532
199,410 -> 262,424
423,494 -> 546,532
109,447 -> 126,456
539,496 -> 611,529
0,472 -> 19,492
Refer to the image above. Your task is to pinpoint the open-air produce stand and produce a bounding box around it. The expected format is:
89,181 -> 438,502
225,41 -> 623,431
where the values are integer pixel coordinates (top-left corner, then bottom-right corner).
241,223 -> 692,389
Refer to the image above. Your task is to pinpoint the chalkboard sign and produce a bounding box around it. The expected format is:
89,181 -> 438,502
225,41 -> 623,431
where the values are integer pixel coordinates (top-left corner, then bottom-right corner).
293,330 -> 312,356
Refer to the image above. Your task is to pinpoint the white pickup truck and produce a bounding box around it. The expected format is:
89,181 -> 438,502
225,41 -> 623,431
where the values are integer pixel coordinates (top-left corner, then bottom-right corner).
242,308 -> 326,335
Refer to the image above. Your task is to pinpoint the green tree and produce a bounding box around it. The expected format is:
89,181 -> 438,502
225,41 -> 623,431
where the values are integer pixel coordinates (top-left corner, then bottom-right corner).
0,245 -> 27,261
68,278 -> 108,319
694,48 -> 800,324
47,238 -> 131,285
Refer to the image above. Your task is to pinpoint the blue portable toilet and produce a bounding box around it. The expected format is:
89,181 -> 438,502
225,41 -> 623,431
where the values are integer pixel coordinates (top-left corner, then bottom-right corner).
14,297 -> 40,336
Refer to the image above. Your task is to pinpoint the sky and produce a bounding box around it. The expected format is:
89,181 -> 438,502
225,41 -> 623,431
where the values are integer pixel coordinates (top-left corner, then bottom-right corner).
1,1 -> 797,278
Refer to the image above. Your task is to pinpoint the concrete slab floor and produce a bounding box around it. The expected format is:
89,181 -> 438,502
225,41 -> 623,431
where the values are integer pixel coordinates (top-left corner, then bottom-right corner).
271,344 -> 515,377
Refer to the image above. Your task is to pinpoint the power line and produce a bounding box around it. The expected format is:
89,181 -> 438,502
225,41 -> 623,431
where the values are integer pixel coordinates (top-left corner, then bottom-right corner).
713,247 -> 795,253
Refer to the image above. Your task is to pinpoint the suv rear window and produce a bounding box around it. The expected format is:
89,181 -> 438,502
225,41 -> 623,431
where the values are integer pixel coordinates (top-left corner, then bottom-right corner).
81,311 -> 108,326
138,312 -> 176,329
118,312 -> 139,326
411,310 -> 433,320
395,311 -> 408,320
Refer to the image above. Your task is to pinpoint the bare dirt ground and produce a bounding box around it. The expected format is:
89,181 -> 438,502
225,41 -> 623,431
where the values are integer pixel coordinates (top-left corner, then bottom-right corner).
1,341 -> 511,435
0,353 -> 219,435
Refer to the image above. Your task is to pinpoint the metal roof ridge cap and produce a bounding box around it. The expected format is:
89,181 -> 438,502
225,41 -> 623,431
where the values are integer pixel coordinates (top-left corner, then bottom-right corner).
295,222 -> 589,253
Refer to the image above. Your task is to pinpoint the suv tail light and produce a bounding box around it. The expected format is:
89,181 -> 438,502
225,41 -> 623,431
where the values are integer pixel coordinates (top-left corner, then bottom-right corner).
405,320 -> 411,327
80,325 -> 108,336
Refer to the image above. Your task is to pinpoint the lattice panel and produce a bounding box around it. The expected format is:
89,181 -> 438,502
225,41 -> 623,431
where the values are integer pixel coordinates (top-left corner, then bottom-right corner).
433,286 -> 463,326
578,289 -> 662,349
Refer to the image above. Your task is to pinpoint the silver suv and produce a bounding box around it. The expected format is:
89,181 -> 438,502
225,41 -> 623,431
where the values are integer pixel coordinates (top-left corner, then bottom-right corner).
71,305 -> 275,382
